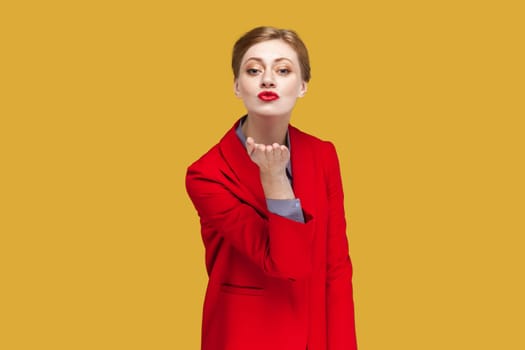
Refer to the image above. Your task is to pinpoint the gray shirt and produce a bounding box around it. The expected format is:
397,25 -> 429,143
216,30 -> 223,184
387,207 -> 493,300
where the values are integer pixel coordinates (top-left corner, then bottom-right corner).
236,117 -> 305,223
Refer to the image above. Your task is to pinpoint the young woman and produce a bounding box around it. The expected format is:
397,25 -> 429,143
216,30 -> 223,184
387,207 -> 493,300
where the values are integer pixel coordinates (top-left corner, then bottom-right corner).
186,26 -> 357,350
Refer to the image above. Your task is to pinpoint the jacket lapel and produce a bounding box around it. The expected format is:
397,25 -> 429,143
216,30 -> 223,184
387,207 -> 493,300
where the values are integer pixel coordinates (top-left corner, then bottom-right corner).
218,121 -> 268,216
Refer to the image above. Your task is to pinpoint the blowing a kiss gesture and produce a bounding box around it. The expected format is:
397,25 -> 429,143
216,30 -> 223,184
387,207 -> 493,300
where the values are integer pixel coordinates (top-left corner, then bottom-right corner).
245,136 -> 295,201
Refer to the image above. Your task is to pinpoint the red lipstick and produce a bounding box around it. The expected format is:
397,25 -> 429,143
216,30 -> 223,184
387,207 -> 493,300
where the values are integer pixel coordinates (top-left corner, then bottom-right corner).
258,91 -> 279,102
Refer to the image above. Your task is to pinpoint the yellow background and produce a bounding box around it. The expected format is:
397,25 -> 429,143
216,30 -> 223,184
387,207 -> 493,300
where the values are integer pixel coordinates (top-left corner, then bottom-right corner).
1,0 -> 524,349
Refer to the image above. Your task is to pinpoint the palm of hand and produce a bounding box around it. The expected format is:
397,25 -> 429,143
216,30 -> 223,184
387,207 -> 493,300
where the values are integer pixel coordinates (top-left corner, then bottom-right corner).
245,137 -> 289,176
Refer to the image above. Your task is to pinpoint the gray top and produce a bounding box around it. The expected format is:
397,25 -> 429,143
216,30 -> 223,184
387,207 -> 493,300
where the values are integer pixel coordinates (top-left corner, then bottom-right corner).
236,116 -> 305,223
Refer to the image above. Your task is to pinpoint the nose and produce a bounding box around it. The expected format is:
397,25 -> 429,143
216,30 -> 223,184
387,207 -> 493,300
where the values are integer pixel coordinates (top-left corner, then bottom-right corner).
260,71 -> 276,88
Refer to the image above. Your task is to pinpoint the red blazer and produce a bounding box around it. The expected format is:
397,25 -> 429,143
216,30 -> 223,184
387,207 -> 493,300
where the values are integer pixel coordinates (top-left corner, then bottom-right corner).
186,119 -> 357,350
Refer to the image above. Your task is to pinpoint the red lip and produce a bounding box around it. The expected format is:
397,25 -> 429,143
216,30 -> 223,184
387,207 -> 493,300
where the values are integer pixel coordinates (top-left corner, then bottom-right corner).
258,91 -> 280,101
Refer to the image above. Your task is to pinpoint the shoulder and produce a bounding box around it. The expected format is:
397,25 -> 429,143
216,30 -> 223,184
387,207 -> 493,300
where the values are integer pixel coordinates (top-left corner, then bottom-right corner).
187,121 -> 238,171
187,143 -> 221,172
185,141 -> 230,200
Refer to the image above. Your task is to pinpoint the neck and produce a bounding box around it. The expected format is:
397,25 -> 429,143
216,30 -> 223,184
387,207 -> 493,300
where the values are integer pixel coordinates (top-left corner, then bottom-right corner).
242,112 -> 290,146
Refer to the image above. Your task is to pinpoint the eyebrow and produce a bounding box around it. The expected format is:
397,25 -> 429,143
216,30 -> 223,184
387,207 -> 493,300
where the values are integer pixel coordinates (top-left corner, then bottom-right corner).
243,57 -> 293,65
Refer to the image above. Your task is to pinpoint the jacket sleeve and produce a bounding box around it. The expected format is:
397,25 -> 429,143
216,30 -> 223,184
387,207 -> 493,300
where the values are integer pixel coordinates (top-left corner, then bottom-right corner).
324,142 -> 358,350
186,164 -> 315,280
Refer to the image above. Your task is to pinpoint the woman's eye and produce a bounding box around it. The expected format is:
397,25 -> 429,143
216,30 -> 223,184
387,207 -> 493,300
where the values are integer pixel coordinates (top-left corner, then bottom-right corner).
277,68 -> 290,75
247,68 -> 260,75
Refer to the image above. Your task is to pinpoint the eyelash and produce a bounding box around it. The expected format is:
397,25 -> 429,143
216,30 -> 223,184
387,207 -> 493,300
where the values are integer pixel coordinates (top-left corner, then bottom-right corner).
245,67 -> 291,75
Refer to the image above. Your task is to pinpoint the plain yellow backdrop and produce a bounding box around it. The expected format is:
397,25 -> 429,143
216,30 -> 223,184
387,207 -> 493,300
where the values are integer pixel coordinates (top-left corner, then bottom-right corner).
1,1 -> 524,349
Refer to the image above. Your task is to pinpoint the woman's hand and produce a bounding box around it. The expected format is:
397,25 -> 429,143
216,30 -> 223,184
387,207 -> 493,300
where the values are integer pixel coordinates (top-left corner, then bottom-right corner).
246,137 -> 290,176
245,137 -> 295,200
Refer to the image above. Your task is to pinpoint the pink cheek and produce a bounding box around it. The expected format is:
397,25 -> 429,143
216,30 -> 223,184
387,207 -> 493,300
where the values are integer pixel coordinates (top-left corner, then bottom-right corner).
280,86 -> 297,96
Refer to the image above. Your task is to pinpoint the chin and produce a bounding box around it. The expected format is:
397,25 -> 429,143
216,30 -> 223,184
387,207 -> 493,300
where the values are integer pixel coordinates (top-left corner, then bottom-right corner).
246,105 -> 295,119
250,109 -> 291,119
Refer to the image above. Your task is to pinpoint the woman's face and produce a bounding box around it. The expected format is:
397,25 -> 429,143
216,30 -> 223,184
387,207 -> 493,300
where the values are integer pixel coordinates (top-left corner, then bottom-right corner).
234,39 -> 307,118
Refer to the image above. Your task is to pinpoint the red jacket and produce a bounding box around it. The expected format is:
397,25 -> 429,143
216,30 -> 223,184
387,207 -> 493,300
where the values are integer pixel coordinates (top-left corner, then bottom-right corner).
186,119 -> 357,350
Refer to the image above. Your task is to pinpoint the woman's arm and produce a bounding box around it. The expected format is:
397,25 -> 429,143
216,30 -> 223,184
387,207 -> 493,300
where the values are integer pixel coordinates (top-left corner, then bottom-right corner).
323,141 -> 358,350
186,161 -> 315,280
245,136 -> 305,222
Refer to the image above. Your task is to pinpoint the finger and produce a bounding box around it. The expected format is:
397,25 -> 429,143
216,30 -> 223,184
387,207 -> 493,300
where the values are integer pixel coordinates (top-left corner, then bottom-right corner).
280,145 -> 290,162
272,143 -> 281,160
251,142 -> 264,158
253,144 -> 267,164
265,145 -> 274,162
246,137 -> 255,155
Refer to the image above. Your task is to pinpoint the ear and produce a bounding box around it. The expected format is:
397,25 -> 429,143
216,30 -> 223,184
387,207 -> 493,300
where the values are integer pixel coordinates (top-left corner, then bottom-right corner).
298,81 -> 308,98
233,80 -> 241,98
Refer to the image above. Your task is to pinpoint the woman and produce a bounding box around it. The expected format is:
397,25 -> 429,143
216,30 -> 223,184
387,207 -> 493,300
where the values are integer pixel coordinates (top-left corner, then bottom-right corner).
186,26 -> 357,350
